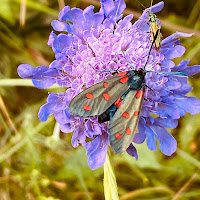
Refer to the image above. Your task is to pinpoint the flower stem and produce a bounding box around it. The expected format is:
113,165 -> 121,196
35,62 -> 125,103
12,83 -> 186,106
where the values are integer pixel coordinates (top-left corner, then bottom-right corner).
104,152 -> 119,200
0,79 -> 60,88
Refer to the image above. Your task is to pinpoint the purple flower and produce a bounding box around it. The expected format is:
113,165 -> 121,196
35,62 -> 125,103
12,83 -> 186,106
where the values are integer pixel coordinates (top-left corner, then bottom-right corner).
18,0 -> 200,170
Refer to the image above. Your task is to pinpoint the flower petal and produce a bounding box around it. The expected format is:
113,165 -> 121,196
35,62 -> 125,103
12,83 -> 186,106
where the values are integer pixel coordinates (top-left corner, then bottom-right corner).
52,34 -> 73,53
100,0 -> 115,17
71,125 -> 86,148
126,143 -> 138,160
162,45 -> 185,59
175,96 -> 200,115
18,64 -> 60,88
162,32 -> 193,45
85,134 -> 108,170
149,125 -> 177,156
85,119 -> 102,138
154,117 -> 178,129
157,102 -> 181,119
133,117 -> 146,144
146,126 -> 157,151
38,93 -> 66,121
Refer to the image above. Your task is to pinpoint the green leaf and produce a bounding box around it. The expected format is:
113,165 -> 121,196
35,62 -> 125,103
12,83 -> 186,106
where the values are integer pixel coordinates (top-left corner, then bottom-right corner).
0,0 -> 15,24
11,0 -> 58,17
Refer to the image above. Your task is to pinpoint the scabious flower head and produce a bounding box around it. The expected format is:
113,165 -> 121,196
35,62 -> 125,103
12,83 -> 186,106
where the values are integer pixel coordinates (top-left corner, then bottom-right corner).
18,0 -> 200,170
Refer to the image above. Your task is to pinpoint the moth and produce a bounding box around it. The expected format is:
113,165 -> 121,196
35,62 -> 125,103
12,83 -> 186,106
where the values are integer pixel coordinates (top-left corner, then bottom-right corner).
68,30 -> 185,154
68,69 -> 146,154
69,29 -> 156,154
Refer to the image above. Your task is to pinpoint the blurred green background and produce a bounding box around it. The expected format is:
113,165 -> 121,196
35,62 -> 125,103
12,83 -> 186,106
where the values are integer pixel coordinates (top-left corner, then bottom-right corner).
0,0 -> 200,199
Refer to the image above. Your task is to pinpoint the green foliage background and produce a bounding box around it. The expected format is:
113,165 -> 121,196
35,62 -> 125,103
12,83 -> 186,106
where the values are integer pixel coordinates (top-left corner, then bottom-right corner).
0,0 -> 200,199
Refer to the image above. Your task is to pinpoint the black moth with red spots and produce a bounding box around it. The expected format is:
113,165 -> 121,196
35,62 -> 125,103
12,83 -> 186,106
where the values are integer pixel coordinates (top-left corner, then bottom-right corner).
68,68 -> 146,154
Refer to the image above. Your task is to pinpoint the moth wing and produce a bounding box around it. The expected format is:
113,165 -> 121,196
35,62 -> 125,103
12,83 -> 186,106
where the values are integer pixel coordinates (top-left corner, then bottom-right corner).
109,88 -> 145,154
68,72 -> 130,117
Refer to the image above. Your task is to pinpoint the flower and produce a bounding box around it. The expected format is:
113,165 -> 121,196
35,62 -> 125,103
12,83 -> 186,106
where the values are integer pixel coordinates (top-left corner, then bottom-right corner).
18,0 -> 200,170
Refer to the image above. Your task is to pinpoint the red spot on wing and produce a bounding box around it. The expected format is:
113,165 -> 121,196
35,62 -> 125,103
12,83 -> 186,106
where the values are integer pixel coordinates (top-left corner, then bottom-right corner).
115,133 -> 122,139
114,97 -> 121,106
114,97 -> 123,108
103,93 -> 110,100
122,112 -> 130,119
134,111 -> 138,116
84,104 -> 91,111
86,93 -> 93,99
117,100 -> 123,108
120,76 -> 129,84
142,90 -> 145,98
104,82 -> 108,88
117,72 -> 127,77
126,128 -> 131,135
136,89 -> 142,98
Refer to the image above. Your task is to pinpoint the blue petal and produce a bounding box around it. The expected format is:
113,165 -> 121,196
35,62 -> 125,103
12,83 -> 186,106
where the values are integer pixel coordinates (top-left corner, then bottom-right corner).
51,20 -> 69,32
175,96 -> 200,115
53,7 -> 84,35
165,79 -> 181,90
146,127 -> 157,151
53,34 -> 73,53
65,88 -> 76,105
157,102 -> 180,119
182,65 -> 200,76
38,104 -> 54,122
162,45 -> 185,59
38,93 -> 66,121
112,0 -> 126,19
118,14 -> 133,28
100,0 -> 115,17
48,31 -> 57,46
18,64 -> 37,78
154,117 -> 178,129
18,64 -> 65,88
85,134 -> 108,170
55,109 -> 71,124
173,83 -> 193,95
162,32 -> 193,45
58,6 -> 71,21
173,59 -> 190,71
71,125 -> 86,148
173,60 -> 200,76
149,1 -> 164,13
161,59 -> 175,69
133,117 -> 146,144
85,119 -> 102,138
101,0 -> 126,21
60,123 -> 73,133
83,6 -> 104,29
149,125 -> 177,156
18,64 -> 59,80
126,143 -> 138,160
32,79 -> 56,89
54,109 -> 74,133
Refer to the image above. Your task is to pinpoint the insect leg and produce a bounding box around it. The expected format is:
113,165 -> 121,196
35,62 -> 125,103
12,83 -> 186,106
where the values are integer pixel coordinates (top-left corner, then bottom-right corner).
145,84 -> 153,91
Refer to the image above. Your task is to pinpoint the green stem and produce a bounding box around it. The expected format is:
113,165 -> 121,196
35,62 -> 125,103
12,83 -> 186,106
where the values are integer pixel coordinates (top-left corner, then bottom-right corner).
0,79 -> 60,88
104,153 -> 119,200
0,79 -> 33,87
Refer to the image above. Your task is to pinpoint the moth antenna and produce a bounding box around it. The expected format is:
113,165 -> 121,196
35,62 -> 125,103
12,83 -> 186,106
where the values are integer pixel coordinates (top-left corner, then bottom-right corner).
135,0 -> 146,9
121,51 -> 135,70
148,71 -> 188,77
